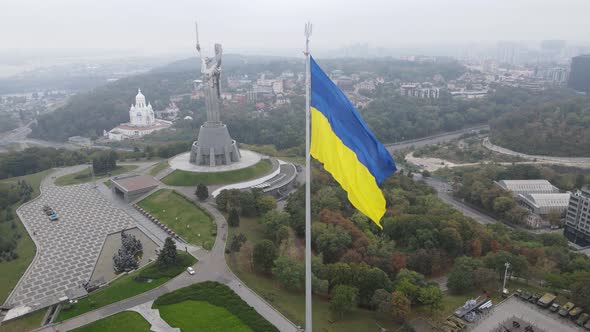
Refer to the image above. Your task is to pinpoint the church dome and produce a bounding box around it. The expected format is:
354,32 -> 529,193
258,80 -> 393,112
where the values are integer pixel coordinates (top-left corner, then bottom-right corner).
135,88 -> 146,107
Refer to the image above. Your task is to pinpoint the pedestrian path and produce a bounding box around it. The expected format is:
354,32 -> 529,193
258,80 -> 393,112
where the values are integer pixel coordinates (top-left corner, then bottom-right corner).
127,300 -> 179,332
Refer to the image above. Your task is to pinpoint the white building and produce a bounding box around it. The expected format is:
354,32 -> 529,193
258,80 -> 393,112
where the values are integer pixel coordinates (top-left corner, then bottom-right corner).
106,89 -> 171,141
517,193 -> 571,215
495,179 -> 560,196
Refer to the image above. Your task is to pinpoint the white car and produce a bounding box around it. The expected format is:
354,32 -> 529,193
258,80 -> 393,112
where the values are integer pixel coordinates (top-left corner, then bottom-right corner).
187,267 -> 195,275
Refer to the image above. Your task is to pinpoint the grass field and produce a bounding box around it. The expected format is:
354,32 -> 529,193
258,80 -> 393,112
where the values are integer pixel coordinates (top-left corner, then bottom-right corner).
56,252 -> 196,322
226,216 -> 398,332
138,190 -> 215,250
158,300 -> 253,332
148,161 -> 169,176
55,165 -> 138,186
0,170 -> 52,304
161,159 -> 273,186
72,311 -> 150,332
0,308 -> 46,332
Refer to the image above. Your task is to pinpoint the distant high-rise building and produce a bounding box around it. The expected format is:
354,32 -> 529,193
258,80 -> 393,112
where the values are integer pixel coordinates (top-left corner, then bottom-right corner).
568,54 -> 590,93
564,186 -> 590,246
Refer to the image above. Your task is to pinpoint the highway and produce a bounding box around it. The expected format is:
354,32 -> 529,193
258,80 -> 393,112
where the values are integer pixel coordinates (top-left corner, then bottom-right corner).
385,125 -> 489,153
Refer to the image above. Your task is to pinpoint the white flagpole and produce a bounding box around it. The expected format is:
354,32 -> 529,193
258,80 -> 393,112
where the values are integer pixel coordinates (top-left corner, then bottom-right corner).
304,21 -> 313,332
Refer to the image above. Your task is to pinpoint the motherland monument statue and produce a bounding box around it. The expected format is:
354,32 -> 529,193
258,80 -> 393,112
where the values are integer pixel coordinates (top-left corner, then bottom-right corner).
189,22 -> 241,166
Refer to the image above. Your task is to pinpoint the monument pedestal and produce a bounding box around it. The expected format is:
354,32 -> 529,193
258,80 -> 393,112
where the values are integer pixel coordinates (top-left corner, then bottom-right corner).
189,122 -> 241,166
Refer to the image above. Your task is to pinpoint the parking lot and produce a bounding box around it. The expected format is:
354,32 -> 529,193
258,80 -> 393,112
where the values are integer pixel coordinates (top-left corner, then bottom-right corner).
469,296 -> 585,332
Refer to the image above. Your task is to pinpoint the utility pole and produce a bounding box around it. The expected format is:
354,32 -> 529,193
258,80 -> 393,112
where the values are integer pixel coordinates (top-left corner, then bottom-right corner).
502,262 -> 510,295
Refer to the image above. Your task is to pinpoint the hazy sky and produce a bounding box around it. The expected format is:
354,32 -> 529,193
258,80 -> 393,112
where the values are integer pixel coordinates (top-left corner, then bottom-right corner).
2,0 -> 589,57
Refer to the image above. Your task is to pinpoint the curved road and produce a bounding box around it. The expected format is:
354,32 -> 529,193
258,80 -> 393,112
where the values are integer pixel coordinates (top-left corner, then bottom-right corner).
483,137 -> 590,168
34,166 -> 298,332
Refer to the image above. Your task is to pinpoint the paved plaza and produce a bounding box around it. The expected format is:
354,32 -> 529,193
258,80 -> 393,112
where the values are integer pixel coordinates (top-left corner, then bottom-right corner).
468,296 -> 583,332
168,150 -> 261,173
6,170 -> 135,313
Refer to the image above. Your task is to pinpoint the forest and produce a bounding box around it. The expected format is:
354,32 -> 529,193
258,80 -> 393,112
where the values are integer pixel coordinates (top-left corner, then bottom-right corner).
490,95 -> 590,157
223,164 -> 590,321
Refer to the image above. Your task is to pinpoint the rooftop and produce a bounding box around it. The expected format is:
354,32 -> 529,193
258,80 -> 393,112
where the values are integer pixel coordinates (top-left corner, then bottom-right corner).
519,193 -> 571,209
495,179 -> 559,194
111,175 -> 159,193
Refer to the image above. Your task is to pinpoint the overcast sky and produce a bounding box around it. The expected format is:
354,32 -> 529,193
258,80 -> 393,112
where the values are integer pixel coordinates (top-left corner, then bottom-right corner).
1,0 -> 590,57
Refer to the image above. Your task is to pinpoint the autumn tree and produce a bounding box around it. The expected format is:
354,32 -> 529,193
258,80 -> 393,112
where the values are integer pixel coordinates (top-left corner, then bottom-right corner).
391,291 -> 411,323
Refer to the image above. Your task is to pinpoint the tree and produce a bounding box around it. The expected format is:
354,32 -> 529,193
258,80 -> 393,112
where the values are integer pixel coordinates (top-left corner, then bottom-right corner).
228,208 -> 240,227
571,273 -> 590,309
158,237 -> 177,266
112,230 -> 143,273
447,257 -> 482,294
196,183 -> 208,201
371,289 -> 392,315
330,285 -> 358,318
260,210 -> 290,244
418,286 -> 444,313
440,227 -> 463,256
257,195 -> 277,215
391,290 -> 411,323
473,267 -> 498,292
272,256 -> 304,290
314,224 -> 352,263
229,233 -> 247,252
548,210 -> 561,228
253,240 -> 278,272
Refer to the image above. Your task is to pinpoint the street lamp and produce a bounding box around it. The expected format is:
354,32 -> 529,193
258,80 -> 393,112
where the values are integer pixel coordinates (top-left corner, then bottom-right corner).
502,262 -> 510,297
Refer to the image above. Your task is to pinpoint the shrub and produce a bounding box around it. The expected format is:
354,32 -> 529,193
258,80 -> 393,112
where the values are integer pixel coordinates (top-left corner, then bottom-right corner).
154,281 -> 278,332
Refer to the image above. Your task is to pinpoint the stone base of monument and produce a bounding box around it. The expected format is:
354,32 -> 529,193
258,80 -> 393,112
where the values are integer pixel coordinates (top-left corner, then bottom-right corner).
169,150 -> 262,173
189,122 -> 241,167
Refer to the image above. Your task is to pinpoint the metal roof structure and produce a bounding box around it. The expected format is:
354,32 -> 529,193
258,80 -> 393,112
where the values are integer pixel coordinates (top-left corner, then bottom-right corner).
518,193 -> 571,215
495,179 -> 560,196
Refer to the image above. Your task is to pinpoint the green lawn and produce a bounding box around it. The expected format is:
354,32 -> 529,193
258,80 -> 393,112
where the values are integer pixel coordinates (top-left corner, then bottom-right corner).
56,252 -> 196,322
72,311 -> 150,332
138,190 -> 216,250
162,159 -> 273,186
148,161 -> 169,176
226,217 -> 398,332
55,165 -> 138,186
0,308 -> 46,332
0,170 -> 52,304
158,300 -> 253,332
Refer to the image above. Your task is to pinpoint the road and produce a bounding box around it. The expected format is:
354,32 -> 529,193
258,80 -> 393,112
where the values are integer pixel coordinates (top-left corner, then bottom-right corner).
423,178 -> 498,225
385,125 -> 489,154
483,137 -> 590,168
33,166 -> 299,332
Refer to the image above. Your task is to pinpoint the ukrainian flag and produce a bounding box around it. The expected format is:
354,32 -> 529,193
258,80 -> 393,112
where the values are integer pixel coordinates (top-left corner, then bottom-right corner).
310,56 -> 397,228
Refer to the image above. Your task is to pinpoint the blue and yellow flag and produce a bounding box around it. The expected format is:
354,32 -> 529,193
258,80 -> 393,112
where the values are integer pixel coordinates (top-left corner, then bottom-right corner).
310,56 -> 397,228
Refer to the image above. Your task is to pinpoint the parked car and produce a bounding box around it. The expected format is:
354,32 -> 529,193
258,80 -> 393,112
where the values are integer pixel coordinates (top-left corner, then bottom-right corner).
570,307 -> 584,320
560,302 -> 575,317
530,293 -> 540,303
584,319 -> 590,330
576,313 -> 589,326
521,292 -> 532,301
537,293 -> 556,308
49,213 -> 59,221
550,303 -> 560,313
187,267 -> 195,275
515,289 -> 523,297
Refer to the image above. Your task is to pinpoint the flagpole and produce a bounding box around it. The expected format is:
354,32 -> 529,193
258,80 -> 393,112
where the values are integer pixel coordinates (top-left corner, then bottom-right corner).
304,21 -> 313,332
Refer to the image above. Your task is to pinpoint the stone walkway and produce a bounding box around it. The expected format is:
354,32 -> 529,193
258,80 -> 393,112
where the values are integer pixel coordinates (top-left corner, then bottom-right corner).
127,300 -> 179,332
6,167 -> 136,312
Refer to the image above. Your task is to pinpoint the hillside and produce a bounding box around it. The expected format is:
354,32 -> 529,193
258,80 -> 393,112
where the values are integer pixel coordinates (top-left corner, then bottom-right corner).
490,96 -> 590,157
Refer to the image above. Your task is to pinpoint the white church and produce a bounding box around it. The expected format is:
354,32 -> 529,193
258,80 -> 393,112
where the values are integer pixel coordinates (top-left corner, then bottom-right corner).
106,89 -> 172,141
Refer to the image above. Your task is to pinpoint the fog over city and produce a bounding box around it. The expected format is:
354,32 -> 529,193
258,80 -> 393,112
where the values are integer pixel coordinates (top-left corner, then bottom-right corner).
2,0 -> 590,56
